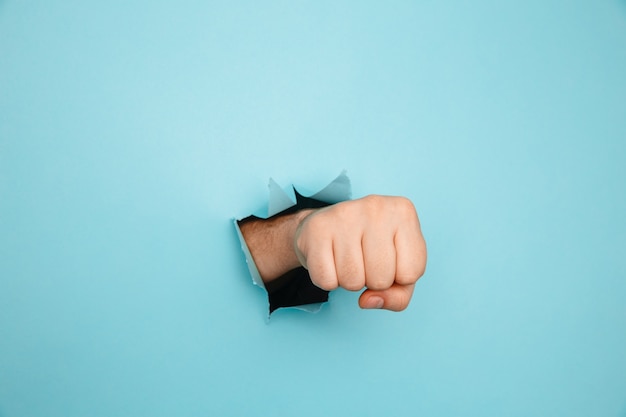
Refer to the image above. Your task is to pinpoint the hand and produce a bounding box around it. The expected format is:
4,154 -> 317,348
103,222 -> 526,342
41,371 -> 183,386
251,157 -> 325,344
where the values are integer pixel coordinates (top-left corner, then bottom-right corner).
294,195 -> 427,311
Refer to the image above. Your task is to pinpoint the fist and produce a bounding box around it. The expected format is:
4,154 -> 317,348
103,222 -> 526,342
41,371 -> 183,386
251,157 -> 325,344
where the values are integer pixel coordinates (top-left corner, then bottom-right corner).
294,195 -> 427,311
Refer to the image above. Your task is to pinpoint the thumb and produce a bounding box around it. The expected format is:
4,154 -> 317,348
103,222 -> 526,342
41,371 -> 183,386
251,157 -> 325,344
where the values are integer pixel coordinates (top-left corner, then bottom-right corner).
359,283 -> 415,312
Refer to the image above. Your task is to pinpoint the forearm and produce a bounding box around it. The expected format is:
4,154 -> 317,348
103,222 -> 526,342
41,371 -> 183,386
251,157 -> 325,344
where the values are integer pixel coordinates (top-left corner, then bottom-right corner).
239,209 -> 315,283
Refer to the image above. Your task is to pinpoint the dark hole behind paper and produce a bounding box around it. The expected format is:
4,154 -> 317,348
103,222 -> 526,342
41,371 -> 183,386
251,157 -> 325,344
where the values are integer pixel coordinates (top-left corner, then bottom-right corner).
238,190 -> 333,314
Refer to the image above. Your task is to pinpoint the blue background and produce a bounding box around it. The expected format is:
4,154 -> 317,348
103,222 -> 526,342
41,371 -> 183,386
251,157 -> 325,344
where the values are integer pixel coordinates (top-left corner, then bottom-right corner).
1,1 -> 625,416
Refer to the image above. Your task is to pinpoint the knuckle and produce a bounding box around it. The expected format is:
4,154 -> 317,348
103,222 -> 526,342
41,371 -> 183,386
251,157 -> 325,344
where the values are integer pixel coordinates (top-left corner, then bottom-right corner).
337,269 -> 365,291
307,259 -> 338,291
366,278 -> 392,291
341,279 -> 364,291
332,201 -> 352,218
314,276 -> 338,291
414,244 -> 428,278
362,195 -> 385,212
395,196 -> 418,219
396,259 -> 427,285
416,259 -> 427,278
395,274 -> 417,285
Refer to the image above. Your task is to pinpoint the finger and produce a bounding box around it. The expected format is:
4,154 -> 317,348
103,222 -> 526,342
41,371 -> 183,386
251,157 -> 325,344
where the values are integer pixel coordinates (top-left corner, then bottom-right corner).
304,238 -> 339,291
334,235 -> 365,291
359,283 -> 415,312
362,232 -> 396,291
394,220 -> 427,286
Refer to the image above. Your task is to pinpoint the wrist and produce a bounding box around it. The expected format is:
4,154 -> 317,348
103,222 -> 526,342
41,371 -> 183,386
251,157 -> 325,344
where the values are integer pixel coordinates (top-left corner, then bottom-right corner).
240,208 -> 315,283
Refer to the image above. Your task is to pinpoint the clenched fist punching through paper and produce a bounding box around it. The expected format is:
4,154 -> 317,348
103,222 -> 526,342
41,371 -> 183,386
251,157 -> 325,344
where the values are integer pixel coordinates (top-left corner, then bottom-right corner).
239,195 -> 427,312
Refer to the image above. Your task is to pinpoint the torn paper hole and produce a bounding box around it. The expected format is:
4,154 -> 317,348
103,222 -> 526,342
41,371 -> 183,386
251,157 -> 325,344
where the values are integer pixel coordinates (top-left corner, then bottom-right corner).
234,171 -> 352,317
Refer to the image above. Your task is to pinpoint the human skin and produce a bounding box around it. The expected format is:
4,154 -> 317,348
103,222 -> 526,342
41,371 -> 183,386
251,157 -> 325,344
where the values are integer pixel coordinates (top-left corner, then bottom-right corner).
239,195 -> 427,311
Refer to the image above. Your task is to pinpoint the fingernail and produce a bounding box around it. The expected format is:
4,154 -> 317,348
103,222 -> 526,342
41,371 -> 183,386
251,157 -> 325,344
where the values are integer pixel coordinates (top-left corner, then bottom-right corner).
364,296 -> 384,309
